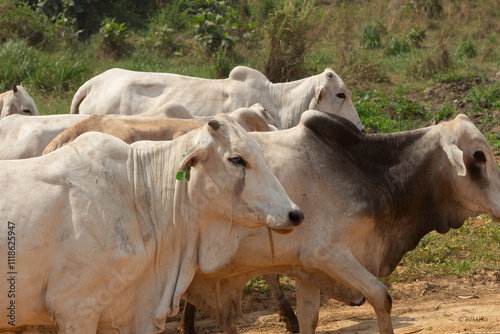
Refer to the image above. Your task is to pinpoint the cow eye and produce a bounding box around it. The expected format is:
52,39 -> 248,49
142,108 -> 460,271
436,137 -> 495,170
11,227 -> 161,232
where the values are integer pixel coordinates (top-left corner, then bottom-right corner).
23,109 -> 31,114
473,150 -> 486,163
336,93 -> 346,99
228,156 -> 248,168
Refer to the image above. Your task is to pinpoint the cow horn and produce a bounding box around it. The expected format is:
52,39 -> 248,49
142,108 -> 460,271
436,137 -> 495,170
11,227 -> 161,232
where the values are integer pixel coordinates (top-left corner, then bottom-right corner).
208,119 -> 220,130
444,143 -> 466,176
12,83 -> 17,93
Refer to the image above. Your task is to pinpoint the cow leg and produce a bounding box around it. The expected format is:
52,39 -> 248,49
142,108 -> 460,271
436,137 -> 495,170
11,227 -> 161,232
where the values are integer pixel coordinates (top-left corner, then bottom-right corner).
264,274 -> 300,333
301,249 -> 394,334
179,302 -> 197,334
295,279 -> 320,334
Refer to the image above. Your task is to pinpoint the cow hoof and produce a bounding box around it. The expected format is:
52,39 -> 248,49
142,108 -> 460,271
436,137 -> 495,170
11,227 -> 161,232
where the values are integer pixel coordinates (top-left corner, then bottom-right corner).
279,316 -> 300,333
180,330 -> 197,334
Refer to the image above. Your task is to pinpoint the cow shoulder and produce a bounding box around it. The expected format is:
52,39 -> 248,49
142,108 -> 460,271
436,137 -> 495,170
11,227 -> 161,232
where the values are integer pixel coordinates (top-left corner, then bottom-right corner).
300,109 -> 364,146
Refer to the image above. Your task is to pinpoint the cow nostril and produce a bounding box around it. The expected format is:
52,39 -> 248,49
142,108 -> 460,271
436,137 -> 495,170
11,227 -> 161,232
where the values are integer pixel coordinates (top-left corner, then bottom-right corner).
289,210 -> 304,226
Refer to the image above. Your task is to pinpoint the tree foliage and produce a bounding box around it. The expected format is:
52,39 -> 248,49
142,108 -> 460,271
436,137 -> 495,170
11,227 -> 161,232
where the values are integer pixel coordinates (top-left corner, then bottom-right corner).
15,0 -> 158,38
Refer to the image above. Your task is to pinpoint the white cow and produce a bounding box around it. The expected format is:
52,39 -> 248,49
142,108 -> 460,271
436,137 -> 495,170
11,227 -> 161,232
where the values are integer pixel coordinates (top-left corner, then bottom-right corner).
0,114 -> 88,159
0,113 -> 303,333
0,83 -> 39,118
0,104 -> 210,160
69,66 -> 363,130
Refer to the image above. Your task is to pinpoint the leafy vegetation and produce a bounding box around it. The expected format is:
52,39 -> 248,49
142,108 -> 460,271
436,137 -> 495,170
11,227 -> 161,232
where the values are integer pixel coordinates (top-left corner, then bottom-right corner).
406,25 -> 427,48
362,22 -> 382,49
385,36 -> 411,56
1,0 -> 499,285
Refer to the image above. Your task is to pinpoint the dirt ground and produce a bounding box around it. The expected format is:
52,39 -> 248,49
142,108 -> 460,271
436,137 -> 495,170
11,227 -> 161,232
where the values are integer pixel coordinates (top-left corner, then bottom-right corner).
163,271 -> 500,334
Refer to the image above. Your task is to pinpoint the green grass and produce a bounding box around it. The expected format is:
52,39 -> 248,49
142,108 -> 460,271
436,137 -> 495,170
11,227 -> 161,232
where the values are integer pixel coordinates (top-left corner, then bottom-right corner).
353,87 -> 429,133
389,216 -> 500,282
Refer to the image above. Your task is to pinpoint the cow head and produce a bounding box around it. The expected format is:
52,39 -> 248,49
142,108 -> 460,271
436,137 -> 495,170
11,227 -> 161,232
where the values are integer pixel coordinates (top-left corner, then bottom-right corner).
174,113 -> 303,273
441,114 -> 500,222
0,83 -> 39,118
308,68 -> 365,132
177,113 -> 303,232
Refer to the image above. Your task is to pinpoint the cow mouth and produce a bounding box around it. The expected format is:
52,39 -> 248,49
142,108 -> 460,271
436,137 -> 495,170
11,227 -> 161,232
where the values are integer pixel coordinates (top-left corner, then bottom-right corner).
270,226 -> 295,234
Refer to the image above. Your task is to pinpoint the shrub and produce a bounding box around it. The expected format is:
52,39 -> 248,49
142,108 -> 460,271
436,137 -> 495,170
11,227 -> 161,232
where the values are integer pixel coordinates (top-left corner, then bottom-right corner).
402,0 -> 442,19
407,56 -> 438,79
0,38 -> 87,92
139,4 -> 190,55
31,55 -> 87,92
362,22 -> 381,49
99,17 -> 129,58
183,0 -> 240,53
434,38 -> 452,70
0,39 -> 38,90
385,36 -> 411,56
18,0 -> 158,38
210,47 -> 234,78
406,25 -> 426,48
455,41 -> 478,60
407,41 -> 452,80
150,2 -> 190,33
0,1 -> 57,46
247,0 -> 284,23
336,50 -> 390,88
264,0 -> 319,82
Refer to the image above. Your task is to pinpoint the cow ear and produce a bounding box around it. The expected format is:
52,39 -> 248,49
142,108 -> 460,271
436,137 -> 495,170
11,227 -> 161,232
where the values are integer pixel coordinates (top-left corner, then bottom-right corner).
178,145 -> 208,171
20,82 -> 24,87
444,144 -> 466,176
309,86 -> 325,110
12,83 -> 17,93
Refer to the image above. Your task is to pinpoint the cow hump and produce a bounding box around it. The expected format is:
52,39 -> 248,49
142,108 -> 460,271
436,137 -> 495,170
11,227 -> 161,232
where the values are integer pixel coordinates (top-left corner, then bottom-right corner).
300,110 -> 364,146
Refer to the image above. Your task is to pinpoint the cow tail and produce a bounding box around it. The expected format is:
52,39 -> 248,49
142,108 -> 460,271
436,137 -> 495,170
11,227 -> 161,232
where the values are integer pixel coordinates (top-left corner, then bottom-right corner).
69,82 -> 90,114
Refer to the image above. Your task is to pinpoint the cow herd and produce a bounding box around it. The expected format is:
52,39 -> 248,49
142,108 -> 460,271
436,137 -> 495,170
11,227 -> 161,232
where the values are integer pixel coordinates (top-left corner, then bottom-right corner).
1,66 -> 499,334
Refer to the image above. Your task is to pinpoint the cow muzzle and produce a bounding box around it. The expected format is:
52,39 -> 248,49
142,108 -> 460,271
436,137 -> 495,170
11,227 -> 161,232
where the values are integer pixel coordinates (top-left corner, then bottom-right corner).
267,208 -> 304,234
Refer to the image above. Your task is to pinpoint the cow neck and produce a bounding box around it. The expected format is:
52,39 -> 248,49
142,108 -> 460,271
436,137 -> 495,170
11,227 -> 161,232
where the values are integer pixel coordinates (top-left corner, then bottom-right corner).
127,129 -> 201,323
129,129 -> 203,235
270,75 -> 317,129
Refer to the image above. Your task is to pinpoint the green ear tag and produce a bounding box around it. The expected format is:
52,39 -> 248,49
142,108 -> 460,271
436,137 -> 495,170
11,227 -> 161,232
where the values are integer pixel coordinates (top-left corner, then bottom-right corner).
176,170 -> 186,181
176,152 -> 191,181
